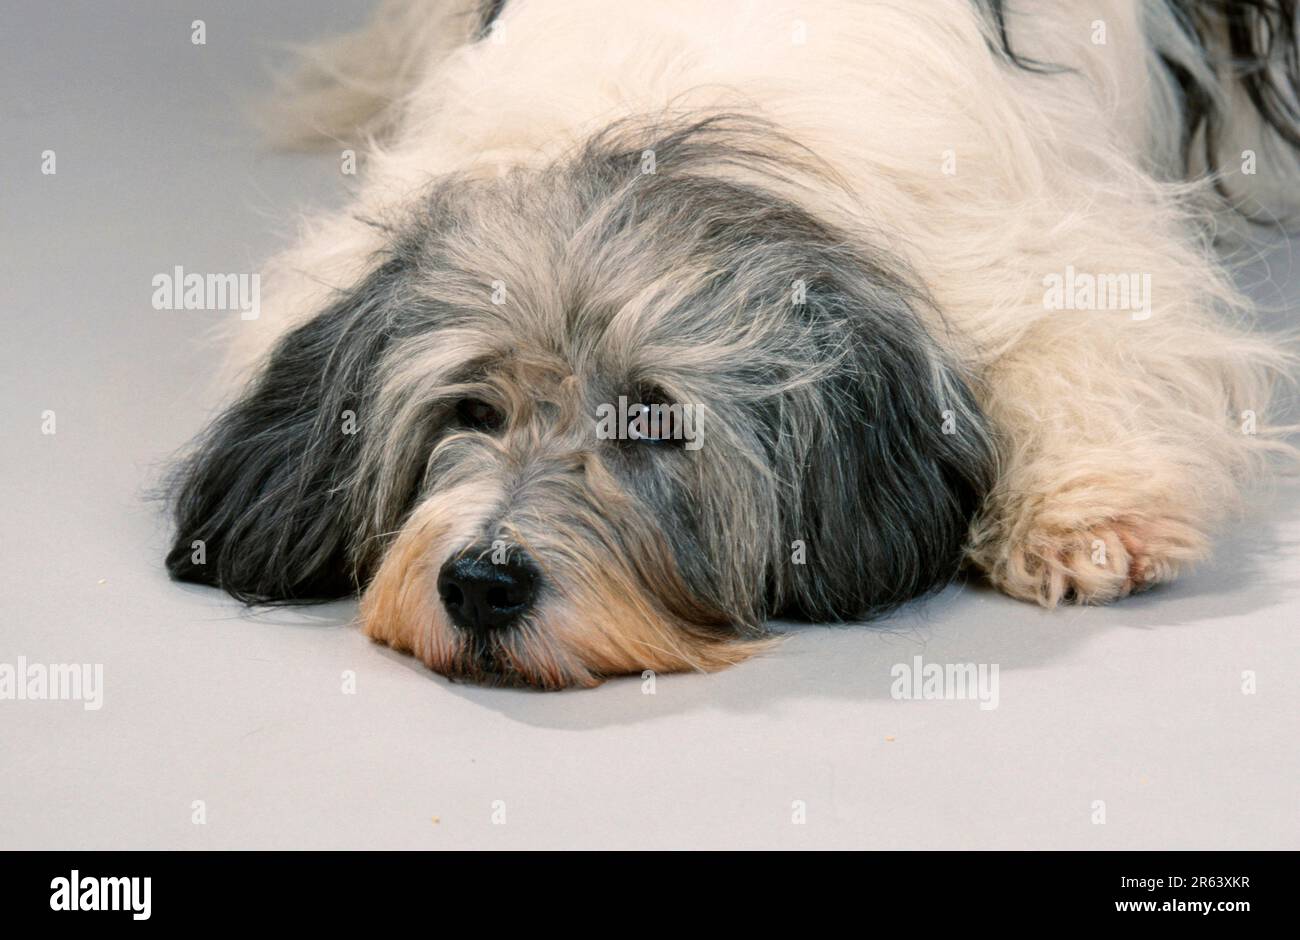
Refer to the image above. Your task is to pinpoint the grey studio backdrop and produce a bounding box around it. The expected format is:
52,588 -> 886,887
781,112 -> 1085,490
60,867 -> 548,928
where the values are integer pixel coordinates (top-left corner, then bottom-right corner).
1,1 -> 1297,849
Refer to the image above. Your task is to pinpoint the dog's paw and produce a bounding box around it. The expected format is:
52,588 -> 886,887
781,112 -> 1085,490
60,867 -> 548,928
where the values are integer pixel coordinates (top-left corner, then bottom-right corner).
980,515 -> 1208,607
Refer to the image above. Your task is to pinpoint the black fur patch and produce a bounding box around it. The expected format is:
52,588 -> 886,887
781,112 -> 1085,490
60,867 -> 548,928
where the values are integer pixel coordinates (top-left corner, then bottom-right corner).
478,0 -> 508,39
977,0 -> 1300,218
166,259 -> 414,603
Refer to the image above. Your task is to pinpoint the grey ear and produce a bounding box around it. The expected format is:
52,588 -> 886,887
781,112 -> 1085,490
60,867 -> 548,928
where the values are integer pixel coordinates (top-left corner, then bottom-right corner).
775,258 -> 997,621
166,261 -> 407,603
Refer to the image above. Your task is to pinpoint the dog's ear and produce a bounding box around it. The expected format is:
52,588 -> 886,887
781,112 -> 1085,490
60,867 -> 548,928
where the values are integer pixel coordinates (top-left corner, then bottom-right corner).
166,261 -> 407,603
777,256 -> 997,620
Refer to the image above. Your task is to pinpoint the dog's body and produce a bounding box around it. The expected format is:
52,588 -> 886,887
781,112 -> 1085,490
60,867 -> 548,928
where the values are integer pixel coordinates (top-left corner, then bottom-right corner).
169,0 -> 1300,687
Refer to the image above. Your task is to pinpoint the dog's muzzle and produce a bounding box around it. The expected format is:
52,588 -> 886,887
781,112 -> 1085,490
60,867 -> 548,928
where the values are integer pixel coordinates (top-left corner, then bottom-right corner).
436,548 -> 539,634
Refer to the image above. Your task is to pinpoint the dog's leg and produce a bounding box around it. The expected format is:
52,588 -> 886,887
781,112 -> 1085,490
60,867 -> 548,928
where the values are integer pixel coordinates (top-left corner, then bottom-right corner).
965,301 -> 1292,607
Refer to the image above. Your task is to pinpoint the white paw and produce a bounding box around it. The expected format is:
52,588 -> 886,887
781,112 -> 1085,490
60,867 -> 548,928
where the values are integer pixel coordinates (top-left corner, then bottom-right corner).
981,515 -> 1208,607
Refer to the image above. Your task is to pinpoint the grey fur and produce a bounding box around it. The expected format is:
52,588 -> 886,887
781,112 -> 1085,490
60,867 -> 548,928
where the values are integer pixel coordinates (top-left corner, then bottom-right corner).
169,114 -> 996,666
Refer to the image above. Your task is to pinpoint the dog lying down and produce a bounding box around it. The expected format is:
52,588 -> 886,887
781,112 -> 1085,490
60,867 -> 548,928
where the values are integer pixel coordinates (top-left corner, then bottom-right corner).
167,0 -> 1300,688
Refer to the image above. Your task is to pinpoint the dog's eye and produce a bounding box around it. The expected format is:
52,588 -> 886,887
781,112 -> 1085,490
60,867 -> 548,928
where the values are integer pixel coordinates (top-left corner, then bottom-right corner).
454,398 -> 504,432
627,394 -> 683,446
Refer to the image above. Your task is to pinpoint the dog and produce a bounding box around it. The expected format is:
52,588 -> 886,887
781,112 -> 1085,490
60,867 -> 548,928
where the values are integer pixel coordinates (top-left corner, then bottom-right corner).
167,0 -> 1300,688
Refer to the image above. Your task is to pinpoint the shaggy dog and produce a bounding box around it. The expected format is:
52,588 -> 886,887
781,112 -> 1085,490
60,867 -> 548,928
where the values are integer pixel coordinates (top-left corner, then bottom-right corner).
168,0 -> 1300,688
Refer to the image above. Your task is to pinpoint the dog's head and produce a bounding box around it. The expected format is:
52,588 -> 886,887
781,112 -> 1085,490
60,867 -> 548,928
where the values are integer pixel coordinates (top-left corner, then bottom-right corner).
168,117 -> 995,688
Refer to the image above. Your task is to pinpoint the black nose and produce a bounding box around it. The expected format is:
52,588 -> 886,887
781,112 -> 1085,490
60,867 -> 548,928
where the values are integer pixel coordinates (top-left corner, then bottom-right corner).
437,551 -> 538,633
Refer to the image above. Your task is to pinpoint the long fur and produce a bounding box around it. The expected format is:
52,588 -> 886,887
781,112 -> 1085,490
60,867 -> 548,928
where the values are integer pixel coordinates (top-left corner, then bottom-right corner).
170,0 -> 1299,687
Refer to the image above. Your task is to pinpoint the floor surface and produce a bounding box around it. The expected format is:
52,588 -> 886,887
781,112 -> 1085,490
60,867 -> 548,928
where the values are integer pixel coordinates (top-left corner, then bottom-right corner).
2,1 -> 1298,849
